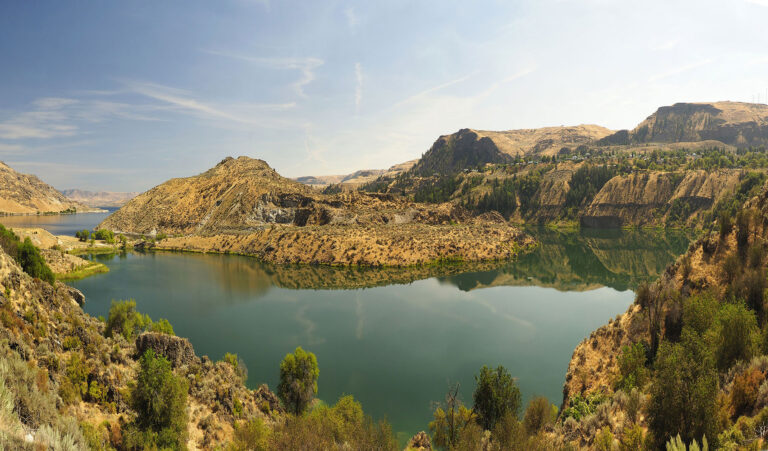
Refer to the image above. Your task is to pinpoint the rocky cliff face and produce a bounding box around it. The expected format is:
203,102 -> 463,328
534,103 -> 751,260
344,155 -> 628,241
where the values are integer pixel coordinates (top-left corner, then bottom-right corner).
410,126 -> 613,175
100,156 -> 533,266
0,162 -> 98,214
600,101 -> 768,147
579,169 -> 742,227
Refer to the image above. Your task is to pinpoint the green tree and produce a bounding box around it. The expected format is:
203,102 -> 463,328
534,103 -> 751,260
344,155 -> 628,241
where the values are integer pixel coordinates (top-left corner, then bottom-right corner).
16,237 -> 54,284
472,365 -> 521,431
647,328 -> 718,449
126,350 -> 188,449
429,383 -> 477,449
716,302 -> 758,371
278,346 -> 319,415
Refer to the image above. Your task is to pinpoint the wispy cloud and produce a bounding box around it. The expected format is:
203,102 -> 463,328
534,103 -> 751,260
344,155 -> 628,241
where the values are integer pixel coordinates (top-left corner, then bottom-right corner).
354,62 -> 363,112
122,80 -> 297,129
345,7 -> 359,31
649,58 -> 714,82
391,73 -> 476,110
203,49 -> 324,97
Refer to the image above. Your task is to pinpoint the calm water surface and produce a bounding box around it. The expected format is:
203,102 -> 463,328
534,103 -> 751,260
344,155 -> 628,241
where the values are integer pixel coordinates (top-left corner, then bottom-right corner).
1,214 -> 691,440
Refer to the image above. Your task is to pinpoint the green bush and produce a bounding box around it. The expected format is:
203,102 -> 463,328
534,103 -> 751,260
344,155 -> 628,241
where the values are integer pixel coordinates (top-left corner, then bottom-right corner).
562,391 -> 607,421
125,350 -> 188,450
716,302 -> 759,371
93,229 -> 115,243
148,318 -> 175,336
75,230 -> 91,242
104,299 -> 174,341
472,365 -> 521,430
522,396 -> 555,434
278,346 -> 319,415
647,328 -> 718,449
616,342 -> 649,391
0,225 -> 54,284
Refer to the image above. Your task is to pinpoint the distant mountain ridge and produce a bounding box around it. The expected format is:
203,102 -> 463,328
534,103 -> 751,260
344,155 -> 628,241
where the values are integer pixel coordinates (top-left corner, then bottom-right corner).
0,162 -> 99,214
295,160 -> 417,188
61,189 -> 138,208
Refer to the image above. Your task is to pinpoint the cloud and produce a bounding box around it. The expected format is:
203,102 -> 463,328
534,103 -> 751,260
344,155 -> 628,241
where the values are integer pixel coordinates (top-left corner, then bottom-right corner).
390,73 -> 476,110
649,58 -> 714,82
653,39 -> 680,51
122,80 -> 297,129
354,62 -> 363,112
203,50 -> 324,97
345,7 -> 359,30
745,0 -> 768,6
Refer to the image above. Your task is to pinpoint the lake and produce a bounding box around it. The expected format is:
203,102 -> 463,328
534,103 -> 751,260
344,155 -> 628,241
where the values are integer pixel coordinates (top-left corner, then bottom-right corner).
1,214 -> 691,441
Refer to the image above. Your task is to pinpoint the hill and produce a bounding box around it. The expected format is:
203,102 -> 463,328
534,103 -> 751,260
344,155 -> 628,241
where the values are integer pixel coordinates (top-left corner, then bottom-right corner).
599,101 -> 768,147
61,189 -> 138,208
0,162 -> 100,214
295,159 -> 417,189
99,156 -> 533,266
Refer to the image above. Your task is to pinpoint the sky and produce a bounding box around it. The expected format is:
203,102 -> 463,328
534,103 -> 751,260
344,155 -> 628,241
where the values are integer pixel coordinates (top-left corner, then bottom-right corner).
1,0 -> 768,192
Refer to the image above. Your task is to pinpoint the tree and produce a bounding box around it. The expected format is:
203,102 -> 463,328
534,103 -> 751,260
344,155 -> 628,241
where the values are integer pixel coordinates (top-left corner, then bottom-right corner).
647,328 -> 718,449
75,229 -> 90,242
126,350 -> 188,449
616,342 -> 649,390
16,238 -> 54,284
716,302 -> 758,371
472,365 -> 521,431
278,346 -> 319,415
104,299 -> 151,340
429,383 -> 476,449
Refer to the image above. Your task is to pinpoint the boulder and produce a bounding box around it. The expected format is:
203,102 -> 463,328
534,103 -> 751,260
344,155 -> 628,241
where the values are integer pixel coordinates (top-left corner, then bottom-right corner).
65,286 -> 85,306
135,332 -> 198,368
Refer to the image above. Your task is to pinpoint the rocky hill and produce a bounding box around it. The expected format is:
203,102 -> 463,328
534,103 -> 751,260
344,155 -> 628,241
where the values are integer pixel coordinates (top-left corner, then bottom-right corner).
410,125 -> 613,176
61,189 -> 138,208
0,162 -> 99,214
599,101 -> 768,147
100,156 -> 533,266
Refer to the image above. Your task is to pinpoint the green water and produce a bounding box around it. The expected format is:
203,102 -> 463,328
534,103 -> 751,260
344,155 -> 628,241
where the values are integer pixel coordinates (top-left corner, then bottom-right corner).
65,227 -> 690,440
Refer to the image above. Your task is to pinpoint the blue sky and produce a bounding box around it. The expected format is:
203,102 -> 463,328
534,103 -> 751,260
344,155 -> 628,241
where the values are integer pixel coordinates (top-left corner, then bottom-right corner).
1,0 -> 767,191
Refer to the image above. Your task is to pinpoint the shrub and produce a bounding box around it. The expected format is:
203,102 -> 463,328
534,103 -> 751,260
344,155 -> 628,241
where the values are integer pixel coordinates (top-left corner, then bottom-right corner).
104,299 -> 151,340
60,353 -> 88,404
62,336 -> 81,351
231,417 -> 271,450
148,318 -> 174,336
620,423 -> 645,450
594,426 -> 614,451
125,350 -> 188,450
523,396 -> 555,434
647,328 -> 718,449
0,225 -> 55,284
75,230 -> 90,242
278,346 -> 319,415
93,229 -> 115,243
717,302 -> 759,371
472,365 -> 521,431
731,367 -> 765,416
223,352 -> 248,383
491,411 -> 526,450
616,342 -> 648,391
562,391 -> 607,421
719,211 -> 733,241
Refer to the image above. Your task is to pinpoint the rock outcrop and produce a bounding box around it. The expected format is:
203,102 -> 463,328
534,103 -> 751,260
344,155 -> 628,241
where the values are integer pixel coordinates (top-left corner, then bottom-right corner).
406,430 -> 432,450
135,332 -> 199,368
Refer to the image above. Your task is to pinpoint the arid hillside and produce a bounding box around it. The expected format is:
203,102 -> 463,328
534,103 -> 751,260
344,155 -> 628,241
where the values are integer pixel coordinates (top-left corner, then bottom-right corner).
600,101 -> 768,147
100,156 -> 533,266
295,159 -> 417,189
61,189 -> 138,208
409,125 -> 613,176
0,162 -> 99,214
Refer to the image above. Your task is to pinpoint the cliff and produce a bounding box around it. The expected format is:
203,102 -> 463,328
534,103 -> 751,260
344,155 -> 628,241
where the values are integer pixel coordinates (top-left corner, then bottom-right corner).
600,101 -> 768,147
0,162 -> 99,214
410,126 -> 613,175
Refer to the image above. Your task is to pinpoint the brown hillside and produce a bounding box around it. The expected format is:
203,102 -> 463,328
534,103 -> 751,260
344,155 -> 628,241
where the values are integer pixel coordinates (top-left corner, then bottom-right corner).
0,162 -> 99,214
